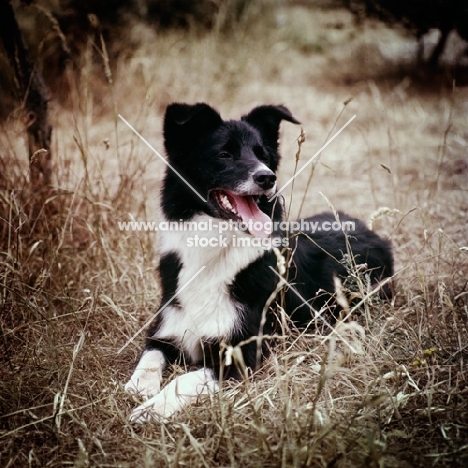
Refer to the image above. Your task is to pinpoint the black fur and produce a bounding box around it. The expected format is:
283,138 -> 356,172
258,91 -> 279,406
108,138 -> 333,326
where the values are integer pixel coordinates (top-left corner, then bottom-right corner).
143,102 -> 393,381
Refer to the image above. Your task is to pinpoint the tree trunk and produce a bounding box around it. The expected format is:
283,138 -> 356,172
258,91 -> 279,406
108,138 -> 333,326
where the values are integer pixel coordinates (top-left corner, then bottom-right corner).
0,0 -> 53,190
428,28 -> 450,67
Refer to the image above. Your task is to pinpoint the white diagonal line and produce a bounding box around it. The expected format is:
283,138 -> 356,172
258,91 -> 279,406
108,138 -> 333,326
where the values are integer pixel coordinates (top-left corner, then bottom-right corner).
268,266 -> 358,353
269,115 -> 356,202
117,266 -> 206,354
118,114 -> 207,203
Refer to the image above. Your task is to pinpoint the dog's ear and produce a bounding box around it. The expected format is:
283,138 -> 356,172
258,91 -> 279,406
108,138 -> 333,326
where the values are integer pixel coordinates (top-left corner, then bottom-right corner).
164,103 -> 223,158
241,105 -> 300,153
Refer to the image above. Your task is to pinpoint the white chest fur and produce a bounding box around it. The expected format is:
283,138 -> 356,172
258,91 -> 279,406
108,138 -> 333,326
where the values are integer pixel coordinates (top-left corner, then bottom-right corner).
153,214 -> 265,362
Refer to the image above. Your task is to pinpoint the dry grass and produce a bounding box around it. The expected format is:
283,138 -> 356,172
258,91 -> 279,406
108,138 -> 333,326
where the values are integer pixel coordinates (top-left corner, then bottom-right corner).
1,2 -> 468,467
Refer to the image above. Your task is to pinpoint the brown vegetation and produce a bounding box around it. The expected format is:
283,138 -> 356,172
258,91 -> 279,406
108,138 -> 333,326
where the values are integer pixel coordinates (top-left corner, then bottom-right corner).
1,2 -> 467,467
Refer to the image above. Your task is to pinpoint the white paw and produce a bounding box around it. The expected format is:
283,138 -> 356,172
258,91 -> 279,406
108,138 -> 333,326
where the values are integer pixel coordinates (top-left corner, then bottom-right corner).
125,349 -> 165,399
125,369 -> 161,399
129,394 -> 173,424
129,368 -> 219,423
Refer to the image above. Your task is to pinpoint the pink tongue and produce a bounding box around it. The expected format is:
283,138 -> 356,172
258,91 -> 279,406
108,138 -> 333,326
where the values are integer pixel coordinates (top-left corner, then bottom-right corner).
231,194 -> 272,238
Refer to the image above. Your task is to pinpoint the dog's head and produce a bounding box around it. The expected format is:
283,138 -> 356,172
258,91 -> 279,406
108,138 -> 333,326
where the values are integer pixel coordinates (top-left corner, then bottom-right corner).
162,102 -> 300,236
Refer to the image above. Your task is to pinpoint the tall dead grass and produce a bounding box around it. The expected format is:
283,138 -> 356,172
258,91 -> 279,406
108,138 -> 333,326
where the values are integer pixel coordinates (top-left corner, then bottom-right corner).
1,2 -> 468,467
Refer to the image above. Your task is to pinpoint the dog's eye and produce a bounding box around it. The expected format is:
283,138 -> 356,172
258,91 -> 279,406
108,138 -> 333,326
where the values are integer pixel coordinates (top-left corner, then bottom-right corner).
217,151 -> 232,159
253,146 -> 268,162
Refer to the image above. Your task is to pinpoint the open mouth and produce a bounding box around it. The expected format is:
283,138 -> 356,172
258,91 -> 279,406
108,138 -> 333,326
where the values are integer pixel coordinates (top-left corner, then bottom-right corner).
211,190 -> 272,238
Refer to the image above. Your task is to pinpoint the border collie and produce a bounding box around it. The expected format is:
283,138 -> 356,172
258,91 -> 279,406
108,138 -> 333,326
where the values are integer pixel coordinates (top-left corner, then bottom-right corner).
125,103 -> 393,422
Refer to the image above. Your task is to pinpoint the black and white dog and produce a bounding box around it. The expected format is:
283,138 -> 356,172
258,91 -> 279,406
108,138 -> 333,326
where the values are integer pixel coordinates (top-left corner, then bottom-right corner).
125,103 -> 393,422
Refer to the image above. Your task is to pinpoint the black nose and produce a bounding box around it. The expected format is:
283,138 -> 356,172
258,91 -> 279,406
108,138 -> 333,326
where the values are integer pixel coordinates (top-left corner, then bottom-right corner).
254,170 -> 276,190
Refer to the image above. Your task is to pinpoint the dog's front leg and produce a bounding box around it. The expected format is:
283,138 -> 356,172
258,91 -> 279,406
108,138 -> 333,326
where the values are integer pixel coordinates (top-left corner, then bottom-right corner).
129,368 -> 219,423
125,349 -> 166,399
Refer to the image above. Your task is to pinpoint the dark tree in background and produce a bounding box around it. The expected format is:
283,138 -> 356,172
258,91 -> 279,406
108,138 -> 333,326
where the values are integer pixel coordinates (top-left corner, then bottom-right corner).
344,0 -> 468,65
0,0 -> 265,118
0,0 -> 52,190
0,0 -> 259,188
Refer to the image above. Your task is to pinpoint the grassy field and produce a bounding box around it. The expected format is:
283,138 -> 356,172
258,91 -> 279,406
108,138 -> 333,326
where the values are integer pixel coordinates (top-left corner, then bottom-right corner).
1,2 -> 468,467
